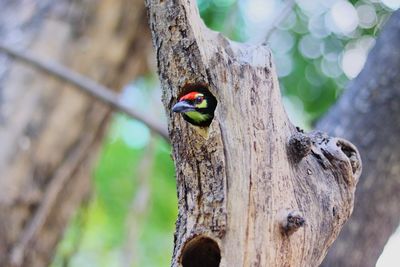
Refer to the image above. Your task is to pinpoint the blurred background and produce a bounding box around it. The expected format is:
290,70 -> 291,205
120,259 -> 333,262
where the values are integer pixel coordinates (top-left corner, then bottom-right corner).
0,0 -> 399,266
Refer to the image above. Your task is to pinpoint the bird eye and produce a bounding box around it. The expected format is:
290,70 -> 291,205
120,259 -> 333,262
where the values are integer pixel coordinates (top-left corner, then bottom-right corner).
195,96 -> 203,104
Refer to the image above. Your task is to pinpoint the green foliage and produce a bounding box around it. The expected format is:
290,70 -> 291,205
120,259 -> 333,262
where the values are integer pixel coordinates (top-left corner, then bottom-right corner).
198,0 -> 246,41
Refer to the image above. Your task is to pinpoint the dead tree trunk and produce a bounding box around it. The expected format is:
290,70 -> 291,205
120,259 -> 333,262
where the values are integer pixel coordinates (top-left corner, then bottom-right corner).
0,1 -> 151,266
146,1 -> 362,266
319,10 -> 400,267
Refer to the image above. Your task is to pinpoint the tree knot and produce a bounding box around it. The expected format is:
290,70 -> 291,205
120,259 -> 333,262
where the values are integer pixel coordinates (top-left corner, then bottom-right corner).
278,210 -> 305,235
288,132 -> 312,163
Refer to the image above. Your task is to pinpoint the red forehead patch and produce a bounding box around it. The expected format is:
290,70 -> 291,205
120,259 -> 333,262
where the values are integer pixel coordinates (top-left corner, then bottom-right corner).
179,91 -> 201,101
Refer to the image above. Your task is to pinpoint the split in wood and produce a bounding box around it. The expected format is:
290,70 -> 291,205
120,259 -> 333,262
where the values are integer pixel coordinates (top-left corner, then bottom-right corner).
279,210 -> 305,235
336,138 -> 362,178
181,236 -> 221,267
288,132 -> 312,162
309,131 -> 362,185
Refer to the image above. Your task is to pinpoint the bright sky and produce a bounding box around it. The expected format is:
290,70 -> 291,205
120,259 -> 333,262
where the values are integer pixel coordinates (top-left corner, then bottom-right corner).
377,226 -> 400,267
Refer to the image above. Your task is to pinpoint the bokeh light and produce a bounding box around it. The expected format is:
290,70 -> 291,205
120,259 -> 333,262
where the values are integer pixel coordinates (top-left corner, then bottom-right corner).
328,1 -> 359,35
299,34 -> 322,59
357,4 -> 378,28
381,0 -> 400,10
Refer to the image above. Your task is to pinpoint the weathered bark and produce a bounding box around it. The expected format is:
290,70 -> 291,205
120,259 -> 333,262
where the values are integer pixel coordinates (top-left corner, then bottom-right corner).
0,1 -> 151,266
146,1 -> 362,266
319,11 -> 400,267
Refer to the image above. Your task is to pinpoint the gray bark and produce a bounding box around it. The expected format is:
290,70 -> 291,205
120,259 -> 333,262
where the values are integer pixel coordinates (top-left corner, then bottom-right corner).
0,1 -> 151,266
146,1 -> 362,266
319,10 -> 400,267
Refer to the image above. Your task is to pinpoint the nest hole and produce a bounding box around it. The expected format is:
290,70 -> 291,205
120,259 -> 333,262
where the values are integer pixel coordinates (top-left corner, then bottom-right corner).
181,236 -> 221,267
177,83 -> 218,128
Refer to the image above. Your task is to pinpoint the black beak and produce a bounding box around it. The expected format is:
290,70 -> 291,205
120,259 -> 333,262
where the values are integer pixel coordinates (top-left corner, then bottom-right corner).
172,101 -> 195,113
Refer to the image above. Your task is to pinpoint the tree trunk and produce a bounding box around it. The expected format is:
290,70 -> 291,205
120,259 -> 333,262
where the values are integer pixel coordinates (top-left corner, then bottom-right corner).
0,1 -> 151,266
319,10 -> 400,267
146,1 -> 362,266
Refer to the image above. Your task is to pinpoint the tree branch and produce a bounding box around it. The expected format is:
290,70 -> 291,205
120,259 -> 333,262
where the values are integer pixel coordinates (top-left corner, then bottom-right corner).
0,43 -> 169,141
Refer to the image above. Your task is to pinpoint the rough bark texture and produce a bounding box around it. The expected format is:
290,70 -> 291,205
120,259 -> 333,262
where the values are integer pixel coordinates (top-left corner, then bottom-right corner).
0,1 -> 151,266
146,1 -> 362,266
319,11 -> 400,267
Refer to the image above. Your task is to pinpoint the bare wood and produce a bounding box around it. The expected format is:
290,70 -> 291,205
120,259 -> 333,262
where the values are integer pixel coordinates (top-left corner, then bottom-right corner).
0,43 -> 168,140
146,1 -> 362,266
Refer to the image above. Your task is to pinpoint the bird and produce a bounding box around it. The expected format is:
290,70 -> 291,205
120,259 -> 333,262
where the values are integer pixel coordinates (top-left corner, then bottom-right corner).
172,89 -> 217,127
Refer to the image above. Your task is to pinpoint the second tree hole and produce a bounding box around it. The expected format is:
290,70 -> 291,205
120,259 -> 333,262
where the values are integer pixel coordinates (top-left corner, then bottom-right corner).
181,236 -> 221,267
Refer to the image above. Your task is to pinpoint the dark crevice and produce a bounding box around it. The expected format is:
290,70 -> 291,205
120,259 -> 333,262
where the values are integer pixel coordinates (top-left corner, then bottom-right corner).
337,140 -> 354,158
336,139 -> 361,175
311,150 -> 327,169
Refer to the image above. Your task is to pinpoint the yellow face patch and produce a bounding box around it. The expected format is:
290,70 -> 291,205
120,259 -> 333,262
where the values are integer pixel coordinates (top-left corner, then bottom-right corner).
196,98 -> 207,108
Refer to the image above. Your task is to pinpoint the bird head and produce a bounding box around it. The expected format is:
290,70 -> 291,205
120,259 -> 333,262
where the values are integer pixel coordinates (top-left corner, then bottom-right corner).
172,91 -> 216,127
